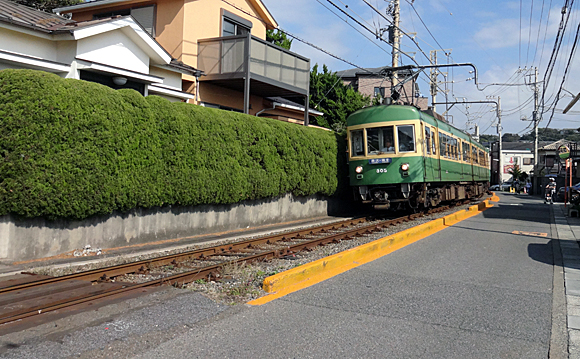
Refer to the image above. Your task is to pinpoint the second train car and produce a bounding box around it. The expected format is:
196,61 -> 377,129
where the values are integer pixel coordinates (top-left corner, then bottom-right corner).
347,104 -> 490,210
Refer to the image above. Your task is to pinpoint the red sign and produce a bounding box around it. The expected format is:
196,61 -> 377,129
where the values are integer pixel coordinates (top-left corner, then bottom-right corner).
503,165 -> 514,174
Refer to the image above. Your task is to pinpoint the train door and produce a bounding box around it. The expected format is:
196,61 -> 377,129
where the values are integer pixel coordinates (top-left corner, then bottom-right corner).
470,142 -> 477,181
460,140 -> 469,180
423,124 -> 434,181
425,125 -> 440,181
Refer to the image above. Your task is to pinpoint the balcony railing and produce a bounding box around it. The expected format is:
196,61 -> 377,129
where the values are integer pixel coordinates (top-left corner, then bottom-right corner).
197,34 -> 310,95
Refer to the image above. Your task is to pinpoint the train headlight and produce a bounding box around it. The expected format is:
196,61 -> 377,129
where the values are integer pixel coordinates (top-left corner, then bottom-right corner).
401,163 -> 410,171
355,166 -> 364,174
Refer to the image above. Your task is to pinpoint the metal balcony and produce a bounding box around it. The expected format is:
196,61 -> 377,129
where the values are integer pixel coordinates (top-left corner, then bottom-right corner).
197,34 -> 310,118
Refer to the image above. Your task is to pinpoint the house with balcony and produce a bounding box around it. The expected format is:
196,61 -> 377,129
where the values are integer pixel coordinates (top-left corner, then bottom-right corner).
336,66 -> 429,110
0,0 -> 198,102
55,0 -> 320,125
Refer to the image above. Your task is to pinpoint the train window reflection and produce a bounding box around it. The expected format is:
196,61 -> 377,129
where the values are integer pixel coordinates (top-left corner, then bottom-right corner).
425,127 -> 431,155
366,126 -> 394,155
397,125 -> 415,152
350,130 -> 364,157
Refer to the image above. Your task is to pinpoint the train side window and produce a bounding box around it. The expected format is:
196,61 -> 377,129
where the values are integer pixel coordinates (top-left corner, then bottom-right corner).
350,130 -> 364,157
431,129 -> 436,154
479,150 -> 485,166
451,138 -> 457,160
458,141 -> 462,161
397,125 -> 415,152
472,146 -> 478,164
463,143 -> 469,162
425,127 -> 431,155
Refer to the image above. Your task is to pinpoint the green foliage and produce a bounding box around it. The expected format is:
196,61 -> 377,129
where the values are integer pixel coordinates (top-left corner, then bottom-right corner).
266,29 -> 292,50
478,134 -> 498,144
0,69 -> 342,220
309,64 -> 371,134
503,128 -> 580,142
13,0 -> 82,12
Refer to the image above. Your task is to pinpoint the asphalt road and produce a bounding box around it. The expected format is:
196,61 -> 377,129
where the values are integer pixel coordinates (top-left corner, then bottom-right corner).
135,193 -> 557,359
0,193 -> 561,358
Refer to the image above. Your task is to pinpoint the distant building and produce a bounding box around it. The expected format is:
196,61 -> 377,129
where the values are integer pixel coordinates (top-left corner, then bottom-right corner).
335,66 -> 429,110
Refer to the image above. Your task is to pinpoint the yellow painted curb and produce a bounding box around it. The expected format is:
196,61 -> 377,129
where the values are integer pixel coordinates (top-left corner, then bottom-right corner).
248,196 -> 498,306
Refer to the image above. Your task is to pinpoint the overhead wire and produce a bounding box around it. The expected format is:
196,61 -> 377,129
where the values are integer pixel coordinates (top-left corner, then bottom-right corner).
530,0 -> 546,66
313,0 -> 392,55
526,0 -> 534,66
545,17 -> 580,127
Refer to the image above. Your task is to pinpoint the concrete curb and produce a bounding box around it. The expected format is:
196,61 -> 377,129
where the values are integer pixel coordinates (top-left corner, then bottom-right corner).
248,198 -> 496,306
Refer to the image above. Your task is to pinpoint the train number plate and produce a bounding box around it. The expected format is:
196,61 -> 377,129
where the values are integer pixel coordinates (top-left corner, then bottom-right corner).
376,168 -> 387,173
368,158 -> 391,164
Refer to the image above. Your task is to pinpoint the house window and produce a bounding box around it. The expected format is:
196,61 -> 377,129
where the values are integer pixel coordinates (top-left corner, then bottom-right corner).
94,5 -> 156,37
222,9 -> 252,37
374,87 -> 386,98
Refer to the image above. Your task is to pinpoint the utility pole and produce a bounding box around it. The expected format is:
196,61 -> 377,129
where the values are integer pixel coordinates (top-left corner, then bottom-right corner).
532,67 -> 539,181
497,96 -> 502,185
430,50 -> 437,113
391,0 -> 400,90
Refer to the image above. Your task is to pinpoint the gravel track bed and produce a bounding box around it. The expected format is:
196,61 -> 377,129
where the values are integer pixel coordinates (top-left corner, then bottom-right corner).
30,200 -> 483,306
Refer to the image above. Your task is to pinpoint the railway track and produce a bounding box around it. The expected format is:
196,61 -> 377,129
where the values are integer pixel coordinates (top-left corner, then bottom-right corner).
0,203 -> 465,328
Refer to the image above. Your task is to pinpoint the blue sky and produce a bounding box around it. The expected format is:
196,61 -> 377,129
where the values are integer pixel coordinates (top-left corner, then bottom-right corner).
261,0 -> 580,137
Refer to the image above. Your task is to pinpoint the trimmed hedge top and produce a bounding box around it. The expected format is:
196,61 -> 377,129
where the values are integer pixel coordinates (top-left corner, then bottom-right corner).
0,69 -> 340,219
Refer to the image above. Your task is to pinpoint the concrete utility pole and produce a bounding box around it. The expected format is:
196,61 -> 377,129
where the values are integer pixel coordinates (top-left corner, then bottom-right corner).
430,50 -> 437,113
497,96 -> 502,185
391,0 -> 400,89
532,67 -> 539,179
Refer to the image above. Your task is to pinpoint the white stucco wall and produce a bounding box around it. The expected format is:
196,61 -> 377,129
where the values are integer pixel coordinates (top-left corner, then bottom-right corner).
0,28 -> 58,61
76,30 -> 150,74
502,150 -> 534,182
149,67 -> 182,89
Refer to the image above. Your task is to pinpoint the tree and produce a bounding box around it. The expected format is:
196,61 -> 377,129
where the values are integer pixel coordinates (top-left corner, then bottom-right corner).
266,29 -> 292,50
13,0 -> 81,12
309,64 -> 371,133
502,133 -> 521,142
507,165 -> 527,182
479,134 -> 498,144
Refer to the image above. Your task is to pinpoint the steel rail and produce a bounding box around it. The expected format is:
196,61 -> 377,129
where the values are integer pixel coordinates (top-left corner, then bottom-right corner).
0,216 -> 376,293
0,204 -> 465,325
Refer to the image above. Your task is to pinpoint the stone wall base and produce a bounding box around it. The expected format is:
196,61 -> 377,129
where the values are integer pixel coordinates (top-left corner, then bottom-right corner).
0,194 -> 342,261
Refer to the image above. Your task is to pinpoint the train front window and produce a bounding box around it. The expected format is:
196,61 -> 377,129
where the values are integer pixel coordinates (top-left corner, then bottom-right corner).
350,130 -> 364,157
397,125 -> 415,152
366,126 -> 394,155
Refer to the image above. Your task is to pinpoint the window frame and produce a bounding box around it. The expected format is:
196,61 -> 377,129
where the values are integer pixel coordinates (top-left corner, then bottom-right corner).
221,9 -> 253,37
396,124 -> 416,153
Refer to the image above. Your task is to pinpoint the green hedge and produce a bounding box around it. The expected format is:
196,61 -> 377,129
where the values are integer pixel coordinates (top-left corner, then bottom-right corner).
0,69 -> 342,219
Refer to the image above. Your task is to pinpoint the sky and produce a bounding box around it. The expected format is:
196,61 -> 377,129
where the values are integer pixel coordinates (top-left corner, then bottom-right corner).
261,0 -> 580,137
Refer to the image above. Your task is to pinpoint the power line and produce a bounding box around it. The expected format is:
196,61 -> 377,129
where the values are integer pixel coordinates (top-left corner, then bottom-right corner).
278,28 -> 373,73
525,0 -> 534,66
545,18 -> 580,127
405,0 -> 447,53
313,0 -> 392,55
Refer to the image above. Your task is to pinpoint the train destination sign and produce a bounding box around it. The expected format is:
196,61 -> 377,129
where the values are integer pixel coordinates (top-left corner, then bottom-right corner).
368,158 -> 392,165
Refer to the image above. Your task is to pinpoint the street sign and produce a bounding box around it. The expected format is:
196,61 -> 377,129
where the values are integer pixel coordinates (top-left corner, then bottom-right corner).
558,145 -> 570,159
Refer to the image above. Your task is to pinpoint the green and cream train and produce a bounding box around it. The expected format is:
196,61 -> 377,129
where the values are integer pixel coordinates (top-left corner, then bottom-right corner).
347,104 -> 490,210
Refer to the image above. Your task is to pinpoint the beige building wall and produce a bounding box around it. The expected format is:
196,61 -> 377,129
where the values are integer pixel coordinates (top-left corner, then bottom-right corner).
344,75 -> 428,111
181,0 -> 268,70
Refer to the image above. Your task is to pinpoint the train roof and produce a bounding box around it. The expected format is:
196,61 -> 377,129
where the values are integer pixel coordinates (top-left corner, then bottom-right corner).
347,105 -> 486,150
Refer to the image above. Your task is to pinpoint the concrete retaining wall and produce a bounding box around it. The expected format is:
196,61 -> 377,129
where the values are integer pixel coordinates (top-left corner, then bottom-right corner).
0,194 -> 341,261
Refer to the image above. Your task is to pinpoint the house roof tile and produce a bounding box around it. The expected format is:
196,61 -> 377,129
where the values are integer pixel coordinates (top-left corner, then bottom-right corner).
0,0 -> 71,32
